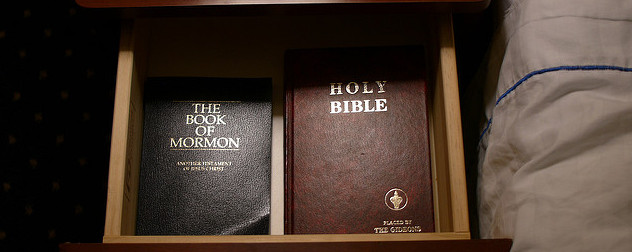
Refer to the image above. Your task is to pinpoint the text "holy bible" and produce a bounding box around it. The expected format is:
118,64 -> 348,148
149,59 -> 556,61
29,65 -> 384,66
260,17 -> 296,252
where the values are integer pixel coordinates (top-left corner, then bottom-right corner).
329,81 -> 388,114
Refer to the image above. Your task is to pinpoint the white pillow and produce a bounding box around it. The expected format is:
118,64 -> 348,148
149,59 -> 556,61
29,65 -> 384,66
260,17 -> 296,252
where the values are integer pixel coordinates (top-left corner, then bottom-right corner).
477,0 -> 632,251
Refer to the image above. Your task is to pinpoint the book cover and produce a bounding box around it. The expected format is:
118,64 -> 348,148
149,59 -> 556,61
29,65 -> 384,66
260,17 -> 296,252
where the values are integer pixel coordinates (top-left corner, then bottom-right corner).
136,77 -> 272,235
285,46 -> 434,234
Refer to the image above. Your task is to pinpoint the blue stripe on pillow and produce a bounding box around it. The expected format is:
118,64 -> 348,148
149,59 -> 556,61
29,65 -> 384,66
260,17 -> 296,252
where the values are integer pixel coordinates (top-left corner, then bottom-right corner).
479,65 -> 632,142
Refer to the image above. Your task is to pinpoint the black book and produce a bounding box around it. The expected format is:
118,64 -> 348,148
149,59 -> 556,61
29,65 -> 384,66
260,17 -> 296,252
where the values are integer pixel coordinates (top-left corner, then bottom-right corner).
135,77 -> 272,235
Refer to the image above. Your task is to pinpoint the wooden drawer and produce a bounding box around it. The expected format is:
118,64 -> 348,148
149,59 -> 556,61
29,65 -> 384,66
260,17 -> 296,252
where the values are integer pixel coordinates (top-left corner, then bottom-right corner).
104,10 -> 468,243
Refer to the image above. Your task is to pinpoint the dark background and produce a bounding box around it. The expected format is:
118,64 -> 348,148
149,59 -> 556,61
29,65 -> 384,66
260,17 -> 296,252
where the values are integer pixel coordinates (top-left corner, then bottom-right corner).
0,1 -> 120,251
0,1 -> 492,251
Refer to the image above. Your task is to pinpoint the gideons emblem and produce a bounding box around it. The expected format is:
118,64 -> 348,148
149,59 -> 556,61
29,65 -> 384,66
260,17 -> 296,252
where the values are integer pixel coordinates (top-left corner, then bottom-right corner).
385,188 -> 408,211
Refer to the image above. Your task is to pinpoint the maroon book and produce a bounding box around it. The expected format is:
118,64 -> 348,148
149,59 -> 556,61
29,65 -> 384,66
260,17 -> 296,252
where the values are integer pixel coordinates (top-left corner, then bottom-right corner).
285,46 -> 434,234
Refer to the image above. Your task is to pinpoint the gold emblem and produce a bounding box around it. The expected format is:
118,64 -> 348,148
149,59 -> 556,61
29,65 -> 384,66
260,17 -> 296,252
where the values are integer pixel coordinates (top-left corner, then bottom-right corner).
385,188 -> 408,211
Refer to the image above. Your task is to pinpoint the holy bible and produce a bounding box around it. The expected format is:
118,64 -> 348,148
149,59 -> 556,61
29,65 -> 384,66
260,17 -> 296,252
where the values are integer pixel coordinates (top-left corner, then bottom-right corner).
136,77 -> 271,235
285,46 -> 434,234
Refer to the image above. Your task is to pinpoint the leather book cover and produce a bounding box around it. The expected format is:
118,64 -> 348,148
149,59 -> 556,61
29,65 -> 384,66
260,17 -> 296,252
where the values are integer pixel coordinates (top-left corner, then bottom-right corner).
136,77 -> 271,235
285,46 -> 434,234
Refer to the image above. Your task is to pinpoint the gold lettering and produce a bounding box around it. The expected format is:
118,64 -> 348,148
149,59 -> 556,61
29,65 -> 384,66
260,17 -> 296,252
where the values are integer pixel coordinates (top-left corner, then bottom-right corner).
330,80 -> 386,95
329,99 -> 386,113
389,226 -> 423,233
330,83 -> 343,95
350,100 -> 363,113
375,98 -> 387,112
374,227 -> 389,234
375,81 -> 387,93
192,103 -> 221,113
330,101 -> 342,114
362,81 -> 374,94
382,220 -> 406,226
328,80 -> 388,114
177,160 -> 229,172
363,100 -> 375,112
345,82 -> 359,94
169,137 -> 240,149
